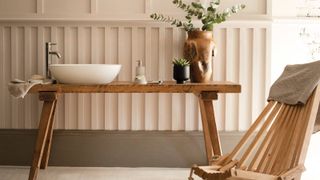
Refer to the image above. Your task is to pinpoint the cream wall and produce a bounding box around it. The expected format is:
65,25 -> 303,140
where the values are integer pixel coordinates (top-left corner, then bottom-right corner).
0,0 -> 270,131
0,0 -> 267,20
270,20 -> 320,83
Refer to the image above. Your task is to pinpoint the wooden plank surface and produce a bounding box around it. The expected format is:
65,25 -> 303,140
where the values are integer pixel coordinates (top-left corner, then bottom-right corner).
29,81 -> 241,94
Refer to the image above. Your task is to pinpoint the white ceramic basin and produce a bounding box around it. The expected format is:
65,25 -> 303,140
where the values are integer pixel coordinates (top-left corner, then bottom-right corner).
49,64 -> 121,85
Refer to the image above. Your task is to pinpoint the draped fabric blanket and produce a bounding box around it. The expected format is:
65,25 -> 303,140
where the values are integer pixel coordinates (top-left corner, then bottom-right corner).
268,60 -> 320,133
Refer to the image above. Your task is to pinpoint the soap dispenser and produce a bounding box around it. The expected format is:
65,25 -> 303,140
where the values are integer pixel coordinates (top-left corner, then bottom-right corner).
134,60 -> 147,84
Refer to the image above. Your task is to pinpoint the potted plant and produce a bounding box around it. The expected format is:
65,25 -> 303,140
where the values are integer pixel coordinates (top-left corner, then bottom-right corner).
173,58 -> 190,84
151,0 -> 245,83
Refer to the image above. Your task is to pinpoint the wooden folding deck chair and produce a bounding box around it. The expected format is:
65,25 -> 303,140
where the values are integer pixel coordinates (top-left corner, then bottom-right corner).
189,85 -> 320,180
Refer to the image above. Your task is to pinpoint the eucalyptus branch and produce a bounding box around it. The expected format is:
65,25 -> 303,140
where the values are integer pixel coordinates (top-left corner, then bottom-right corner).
150,0 -> 245,32
173,0 -> 204,19
150,13 -> 194,31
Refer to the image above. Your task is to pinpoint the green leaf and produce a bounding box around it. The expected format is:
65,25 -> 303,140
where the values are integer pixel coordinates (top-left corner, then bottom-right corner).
173,58 -> 190,66
191,2 -> 204,9
207,6 -> 215,12
202,21 -> 214,31
201,17 -> 210,24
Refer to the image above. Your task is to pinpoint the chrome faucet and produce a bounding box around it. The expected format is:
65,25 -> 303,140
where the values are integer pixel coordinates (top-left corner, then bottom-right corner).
45,42 -> 61,79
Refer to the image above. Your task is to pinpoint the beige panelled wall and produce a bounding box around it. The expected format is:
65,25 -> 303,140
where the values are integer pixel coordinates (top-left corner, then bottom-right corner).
0,0 -> 270,131
0,22 -> 270,131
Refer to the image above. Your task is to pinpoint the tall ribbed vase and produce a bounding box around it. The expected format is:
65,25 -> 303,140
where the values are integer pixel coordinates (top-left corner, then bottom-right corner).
183,31 -> 215,83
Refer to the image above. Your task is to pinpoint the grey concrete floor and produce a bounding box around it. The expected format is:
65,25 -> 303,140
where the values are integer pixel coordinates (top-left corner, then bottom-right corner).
1,133 -> 319,180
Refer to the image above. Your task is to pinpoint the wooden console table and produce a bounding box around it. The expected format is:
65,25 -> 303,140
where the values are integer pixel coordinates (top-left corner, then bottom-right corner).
27,81 -> 241,180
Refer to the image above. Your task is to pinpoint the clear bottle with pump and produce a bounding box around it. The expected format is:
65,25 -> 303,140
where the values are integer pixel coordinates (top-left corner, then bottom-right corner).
134,60 -> 147,84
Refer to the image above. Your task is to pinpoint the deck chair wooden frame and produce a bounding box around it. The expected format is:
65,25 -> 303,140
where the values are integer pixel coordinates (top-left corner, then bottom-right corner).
189,85 -> 320,180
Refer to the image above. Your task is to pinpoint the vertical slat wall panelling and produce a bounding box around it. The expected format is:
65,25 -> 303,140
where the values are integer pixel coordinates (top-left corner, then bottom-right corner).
30,26 -> 39,129
225,28 -> 237,131
184,28 -> 198,131
104,26 -> 111,130
96,27 -> 106,129
69,26 -> 79,129
261,28 -> 268,100
149,27 -> 159,130
44,27 -> 52,128
77,26 -> 86,129
64,26 -> 71,129
185,86 -> 198,130
91,26 -> 99,129
261,29 -> 267,106
50,26 -> 59,128
171,28 -> 185,131
11,26 -> 18,128
251,28 -> 265,123
158,26 -> 167,130
84,26 -> 92,129
37,26 -> 45,78
3,27 -> 12,128
24,26 -> 32,128
54,26 -> 66,129
0,26 -> 3,128
36,26 -> 44,126
238,28 -> 252,131
131,27 -> 145,130
234,29 -> 240,131
145,27 -> 156,130
117,27 -> 125,130
64,26 -> 79,129
105,27 -> 119,130
131,27 -> 138,130
18,26 -> 25,128
213,28 -> 226,130
161,27 -> 173,130
44,26 -> 52,129
178,29 -> 187,131
0,22 -> 269,132
265,27 -> 272,97
118,27 -> 132,130
138,27 -> 146,130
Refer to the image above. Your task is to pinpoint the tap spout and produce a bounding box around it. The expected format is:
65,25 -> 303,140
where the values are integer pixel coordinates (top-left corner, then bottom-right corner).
49,51 -> 62,59
46,42 -> 62,79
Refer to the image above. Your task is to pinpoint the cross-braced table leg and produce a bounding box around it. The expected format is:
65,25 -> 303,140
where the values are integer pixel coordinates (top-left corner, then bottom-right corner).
40,99 -> 57,169
28,92 -> 57,180
197,92 -> 221,163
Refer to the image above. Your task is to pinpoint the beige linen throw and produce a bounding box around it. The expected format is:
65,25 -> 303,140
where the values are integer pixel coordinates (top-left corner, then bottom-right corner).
268,60 -> 320,133
8,81 -> 41,98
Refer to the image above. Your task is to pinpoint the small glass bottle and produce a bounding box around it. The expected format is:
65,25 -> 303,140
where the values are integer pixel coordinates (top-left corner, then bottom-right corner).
134,60 -> 147,84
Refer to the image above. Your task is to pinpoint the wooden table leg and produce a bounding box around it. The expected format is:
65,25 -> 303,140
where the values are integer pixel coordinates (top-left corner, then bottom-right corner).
28,92 -> 57,180
197,92 -> 222,163
40,100 -> 57,169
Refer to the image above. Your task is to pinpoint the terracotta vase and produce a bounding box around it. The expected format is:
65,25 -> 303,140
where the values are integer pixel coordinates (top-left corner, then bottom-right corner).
183,31 -> 215,83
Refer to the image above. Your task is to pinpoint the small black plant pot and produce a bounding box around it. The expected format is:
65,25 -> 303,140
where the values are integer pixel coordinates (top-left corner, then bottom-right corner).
173,65 -> 190,84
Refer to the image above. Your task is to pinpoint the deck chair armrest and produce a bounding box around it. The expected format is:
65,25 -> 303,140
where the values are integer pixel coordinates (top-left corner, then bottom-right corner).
278,165 -> 305,180
210,153 -> 231,165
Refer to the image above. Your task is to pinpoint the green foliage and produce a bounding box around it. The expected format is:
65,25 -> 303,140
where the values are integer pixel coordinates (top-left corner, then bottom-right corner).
150,0 -> 245,31
172,58 -> 190,66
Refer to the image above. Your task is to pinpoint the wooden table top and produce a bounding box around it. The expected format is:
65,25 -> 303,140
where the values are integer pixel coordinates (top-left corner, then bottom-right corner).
29,81 -> 241,93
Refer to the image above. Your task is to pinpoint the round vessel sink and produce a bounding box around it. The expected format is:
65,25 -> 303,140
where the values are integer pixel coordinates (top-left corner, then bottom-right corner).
49,64 -> 121,85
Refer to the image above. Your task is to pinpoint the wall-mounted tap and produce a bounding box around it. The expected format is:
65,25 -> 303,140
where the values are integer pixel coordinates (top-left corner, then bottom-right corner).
46,42 -> 62,79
